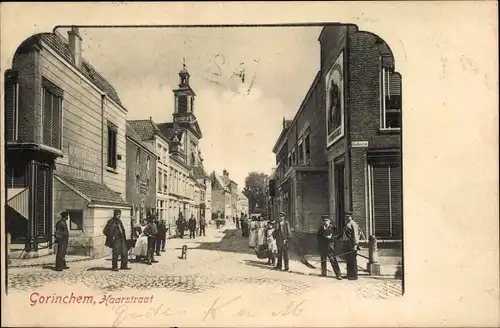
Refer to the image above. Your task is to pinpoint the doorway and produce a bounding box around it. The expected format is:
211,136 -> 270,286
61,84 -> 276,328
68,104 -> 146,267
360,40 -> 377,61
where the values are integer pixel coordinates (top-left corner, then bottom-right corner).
334,162 -> 345,232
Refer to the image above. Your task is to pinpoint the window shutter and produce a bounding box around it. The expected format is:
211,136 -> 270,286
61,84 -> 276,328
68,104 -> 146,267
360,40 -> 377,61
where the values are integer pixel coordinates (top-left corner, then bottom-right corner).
372,165 -> 391,238
390,165 -> 402,238
4,82 -> 17,142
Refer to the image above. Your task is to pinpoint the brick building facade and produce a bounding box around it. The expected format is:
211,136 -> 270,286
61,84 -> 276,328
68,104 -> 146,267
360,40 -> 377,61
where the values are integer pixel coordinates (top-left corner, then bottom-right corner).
4,28 -> 132,258
269,25 -> 402,253
125,122 -> 157,226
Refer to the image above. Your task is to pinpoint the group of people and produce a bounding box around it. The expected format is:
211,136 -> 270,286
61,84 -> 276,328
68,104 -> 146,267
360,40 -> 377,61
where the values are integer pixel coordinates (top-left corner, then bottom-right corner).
234,211 -> 360,280
175,214 -> 207,239
130,213 -> 168,266
238,212 -> 291,271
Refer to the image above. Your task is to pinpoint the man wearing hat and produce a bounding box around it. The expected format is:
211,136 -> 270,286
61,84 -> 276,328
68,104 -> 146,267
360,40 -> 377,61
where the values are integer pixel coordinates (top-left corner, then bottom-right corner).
273,212 -> 291,271
54,211 -> 70,271
344,213 -> 360,280
143,214 -> 159,265
103,209 -> 131,271
317,215 -> 342,280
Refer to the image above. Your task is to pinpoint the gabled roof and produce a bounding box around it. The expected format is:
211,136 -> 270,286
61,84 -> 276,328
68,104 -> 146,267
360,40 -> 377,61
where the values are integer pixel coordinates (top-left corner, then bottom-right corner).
126,122 -> 155,155
55,174 -> 129,207
210,171 -> 229,191
35,33 -> 123,107
127,119 -> 168,143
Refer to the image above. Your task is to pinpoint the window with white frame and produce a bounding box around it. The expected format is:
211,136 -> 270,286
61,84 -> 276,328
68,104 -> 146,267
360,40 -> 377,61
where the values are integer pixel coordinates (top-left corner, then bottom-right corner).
157,145 -> 162,162
381,64 -> 402,130
298,139 -> 304,164
304,134 -> 311,164
136,148 -> 141,164
163,172 -> 168,193
157,169 -> 162,192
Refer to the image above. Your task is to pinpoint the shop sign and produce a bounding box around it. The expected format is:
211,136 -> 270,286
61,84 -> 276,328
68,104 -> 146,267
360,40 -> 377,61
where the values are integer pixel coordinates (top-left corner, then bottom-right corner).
352,141 -> 369,148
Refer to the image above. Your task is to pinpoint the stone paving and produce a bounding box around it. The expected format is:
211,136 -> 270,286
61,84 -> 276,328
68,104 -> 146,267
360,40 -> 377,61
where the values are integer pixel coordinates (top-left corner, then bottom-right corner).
7,226 -> 403,299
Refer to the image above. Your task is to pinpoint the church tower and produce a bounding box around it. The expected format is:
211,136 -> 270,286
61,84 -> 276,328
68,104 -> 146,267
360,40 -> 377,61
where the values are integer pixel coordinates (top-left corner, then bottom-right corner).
173,61 -> 197,124
171,61 -> 203,168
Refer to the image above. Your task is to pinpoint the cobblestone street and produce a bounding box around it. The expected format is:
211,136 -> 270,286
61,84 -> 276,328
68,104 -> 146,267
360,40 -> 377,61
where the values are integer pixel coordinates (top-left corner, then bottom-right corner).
7,225 -> 402,299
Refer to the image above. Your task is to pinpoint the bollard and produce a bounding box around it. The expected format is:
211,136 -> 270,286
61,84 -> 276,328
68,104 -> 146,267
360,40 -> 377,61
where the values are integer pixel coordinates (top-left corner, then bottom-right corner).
367,235 -> 381,275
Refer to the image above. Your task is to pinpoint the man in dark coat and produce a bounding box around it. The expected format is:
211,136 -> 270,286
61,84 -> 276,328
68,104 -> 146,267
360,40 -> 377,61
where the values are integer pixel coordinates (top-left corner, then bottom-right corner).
54,211 -> 70,271
317,215 -> 342,280
199,215 -> 207,236
176,214 -> 186,238
156,218 -> 168,255
103,209 -> 130,271
344,214 -> 360,280
273,212 -> 291,271
188,215 -> 197,239
143,215 -> 159,265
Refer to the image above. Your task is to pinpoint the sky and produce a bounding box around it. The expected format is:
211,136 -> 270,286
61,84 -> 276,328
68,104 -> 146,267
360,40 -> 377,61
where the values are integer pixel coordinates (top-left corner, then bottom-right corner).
56,26 -> 322,188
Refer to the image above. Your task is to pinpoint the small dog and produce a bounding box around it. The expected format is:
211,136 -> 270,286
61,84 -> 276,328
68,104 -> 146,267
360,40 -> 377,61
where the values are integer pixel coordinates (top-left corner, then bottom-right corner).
181,245 -> 188,259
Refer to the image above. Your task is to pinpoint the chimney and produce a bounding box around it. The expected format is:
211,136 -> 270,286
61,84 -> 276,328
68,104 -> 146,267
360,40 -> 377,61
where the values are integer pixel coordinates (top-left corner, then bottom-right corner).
68,27 -> 82,69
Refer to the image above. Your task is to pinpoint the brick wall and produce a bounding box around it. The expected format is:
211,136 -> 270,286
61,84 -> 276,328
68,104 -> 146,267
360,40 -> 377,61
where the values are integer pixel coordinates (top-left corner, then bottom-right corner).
347,29 -> 401,149
12,49 -> 39,143
125,138 -> 157,222
296,170 -> 329,234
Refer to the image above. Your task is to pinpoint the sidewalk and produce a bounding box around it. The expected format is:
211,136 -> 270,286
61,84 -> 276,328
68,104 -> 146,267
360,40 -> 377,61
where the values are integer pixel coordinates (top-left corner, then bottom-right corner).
303,252 -> 402,277
9,254 -> 93,268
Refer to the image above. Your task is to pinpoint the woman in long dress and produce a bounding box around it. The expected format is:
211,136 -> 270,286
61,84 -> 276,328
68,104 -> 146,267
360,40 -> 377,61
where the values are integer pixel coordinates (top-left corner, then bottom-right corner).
265,220 -> 278,265
248,218 -> 259,248
132,220 -> 149,261
257,217 -> 267,247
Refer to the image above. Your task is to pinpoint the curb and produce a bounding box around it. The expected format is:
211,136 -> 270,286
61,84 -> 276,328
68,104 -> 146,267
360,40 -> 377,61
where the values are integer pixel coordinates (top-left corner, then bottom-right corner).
9,256 -> 95,269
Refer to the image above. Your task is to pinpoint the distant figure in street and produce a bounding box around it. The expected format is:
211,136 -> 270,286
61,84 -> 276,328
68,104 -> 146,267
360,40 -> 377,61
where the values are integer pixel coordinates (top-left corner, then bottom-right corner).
176,214 -> 186,238
242,214 -> 250,237
265,220 -> 277,266
103,209 -> 131,271
344,214 -> 360,280
156,219 -> 168,255
273,212 -> 291,271
248,218 -> 259,248
54,211 -> 70,271
317,215 -> 342,280
143,215 -> 158,265
239,215 -> 245,235
235,215 -> 240,229
199,216 -> 207,236
188,215 -> 197,239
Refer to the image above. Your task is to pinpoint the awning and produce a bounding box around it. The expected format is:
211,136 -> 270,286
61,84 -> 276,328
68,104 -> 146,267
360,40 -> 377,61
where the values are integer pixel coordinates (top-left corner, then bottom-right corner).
55,174 -> 130,207
7,187 -> 29,219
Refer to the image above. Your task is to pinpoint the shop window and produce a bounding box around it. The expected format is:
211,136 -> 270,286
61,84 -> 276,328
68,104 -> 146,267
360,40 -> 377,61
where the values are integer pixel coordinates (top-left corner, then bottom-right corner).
68,210 -> 84,231
107,121 -> 118,169
381,67 -> 402,130
41,78 -> 63,150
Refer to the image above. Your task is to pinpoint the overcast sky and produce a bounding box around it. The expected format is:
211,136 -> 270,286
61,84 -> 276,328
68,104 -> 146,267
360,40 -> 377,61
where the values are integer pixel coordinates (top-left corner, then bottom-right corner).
56,26 -> 322,187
